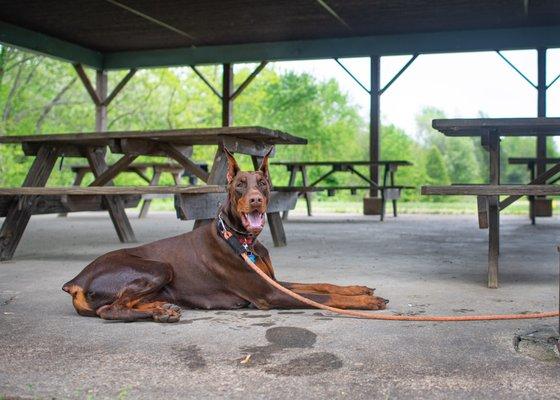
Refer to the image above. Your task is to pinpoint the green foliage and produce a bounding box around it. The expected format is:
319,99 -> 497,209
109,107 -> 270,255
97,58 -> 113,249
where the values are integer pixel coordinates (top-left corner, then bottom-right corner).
425,146 -> 450,185
0,47 -> 557,205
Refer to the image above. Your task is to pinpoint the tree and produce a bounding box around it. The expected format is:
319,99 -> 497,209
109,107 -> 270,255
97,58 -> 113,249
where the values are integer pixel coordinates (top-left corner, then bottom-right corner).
425,146 -> 450,185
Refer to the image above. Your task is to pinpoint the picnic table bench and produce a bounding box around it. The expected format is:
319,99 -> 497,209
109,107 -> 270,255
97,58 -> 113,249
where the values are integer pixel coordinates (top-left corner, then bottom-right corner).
508,157 -> 560,223
422,118 -> 560,288
66,162 -> 208,218
0,126 -> 306,260
271,160 -> 414,221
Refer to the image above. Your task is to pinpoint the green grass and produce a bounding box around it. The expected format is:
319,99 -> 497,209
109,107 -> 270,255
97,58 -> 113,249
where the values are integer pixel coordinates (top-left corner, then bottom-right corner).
137,195 -> 550,216
292,196 -> 544,215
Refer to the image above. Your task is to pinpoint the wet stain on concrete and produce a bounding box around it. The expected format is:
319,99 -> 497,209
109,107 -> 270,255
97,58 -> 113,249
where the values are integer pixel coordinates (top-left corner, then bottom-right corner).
239,326 -> 317,366
251,322 -> 276,327
177,317 -> 213,325
265,352 -> 342,376
178,345 -> 207,370
514,325 -> 559,363
277,311 -> 305,315
452,308 -> 475,313
241,312 -> 272,319
266,326 -> 317,347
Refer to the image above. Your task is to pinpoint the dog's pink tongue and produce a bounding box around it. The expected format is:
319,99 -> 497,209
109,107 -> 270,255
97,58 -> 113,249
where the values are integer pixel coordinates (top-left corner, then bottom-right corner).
247,211 -> 263,228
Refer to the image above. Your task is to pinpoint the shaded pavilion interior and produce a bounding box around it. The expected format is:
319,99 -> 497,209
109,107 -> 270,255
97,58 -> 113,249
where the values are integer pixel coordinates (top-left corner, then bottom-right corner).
2,0 -> 560,203
1,4 -> 560,398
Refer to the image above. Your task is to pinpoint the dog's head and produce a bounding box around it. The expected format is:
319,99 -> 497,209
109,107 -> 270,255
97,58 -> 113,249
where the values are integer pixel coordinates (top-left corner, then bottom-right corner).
224,148 -> 272,236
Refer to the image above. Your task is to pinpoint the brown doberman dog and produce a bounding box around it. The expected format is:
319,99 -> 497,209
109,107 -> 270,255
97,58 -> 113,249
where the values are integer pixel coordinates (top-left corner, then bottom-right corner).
63,149 -> 388,322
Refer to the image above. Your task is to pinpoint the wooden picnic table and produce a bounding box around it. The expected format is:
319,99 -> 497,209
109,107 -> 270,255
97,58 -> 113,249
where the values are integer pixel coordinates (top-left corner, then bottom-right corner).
67,162 -> 208,218
508,157 -> 560,223
424,118 -> 560,288
0,126 -> 306,260
271,160 -> 413,221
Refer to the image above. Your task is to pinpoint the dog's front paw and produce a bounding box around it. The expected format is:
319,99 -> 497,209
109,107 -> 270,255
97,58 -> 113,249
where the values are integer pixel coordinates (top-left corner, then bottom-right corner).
348,285 -> 376,296
153,303 -> 182,323
363,295 -> 389,310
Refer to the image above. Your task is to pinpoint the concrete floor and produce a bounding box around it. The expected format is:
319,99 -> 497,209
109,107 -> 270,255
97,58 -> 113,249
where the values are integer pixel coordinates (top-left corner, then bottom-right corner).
0,212 -> 558,399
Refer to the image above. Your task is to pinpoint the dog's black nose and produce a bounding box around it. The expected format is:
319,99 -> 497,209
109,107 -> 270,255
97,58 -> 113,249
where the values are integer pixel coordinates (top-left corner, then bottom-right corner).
249,195 -> 263,205
384,299 -> 389,304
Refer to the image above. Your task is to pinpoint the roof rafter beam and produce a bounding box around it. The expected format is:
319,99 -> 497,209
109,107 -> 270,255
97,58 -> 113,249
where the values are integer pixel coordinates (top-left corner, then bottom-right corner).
73,64 -> 102,105
0,21 -> 103,69
315,0 -> 351,31
379,54 -> 418,95
102,25 -> 560,70
335,54 -> 418,96
547,72 -> 560,89
104,68 -> 137,106
190,66 -> 222,99
104,0 -> 197,44
230,61 -> 268,101
496,50 -> 537,89
334,58 -> 370,94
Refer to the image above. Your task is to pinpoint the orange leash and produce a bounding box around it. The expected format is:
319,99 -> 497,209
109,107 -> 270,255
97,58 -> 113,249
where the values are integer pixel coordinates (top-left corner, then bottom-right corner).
241,254 -> 559,322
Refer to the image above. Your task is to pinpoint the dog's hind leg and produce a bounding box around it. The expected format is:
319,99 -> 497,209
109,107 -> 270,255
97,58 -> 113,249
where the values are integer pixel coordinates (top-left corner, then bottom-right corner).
97,299 -> 181,323
68,254 -> 181,322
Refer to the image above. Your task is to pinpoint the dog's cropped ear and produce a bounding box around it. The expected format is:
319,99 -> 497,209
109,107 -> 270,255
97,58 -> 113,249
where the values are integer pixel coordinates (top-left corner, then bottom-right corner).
224,147 -> 240,184
258,147 -> 273,183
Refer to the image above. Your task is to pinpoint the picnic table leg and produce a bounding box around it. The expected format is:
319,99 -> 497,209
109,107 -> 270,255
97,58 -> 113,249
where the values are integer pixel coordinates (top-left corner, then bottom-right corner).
488,197 -> 499,288
252,155 -> 287,247
529,162 -> 536,225
381,166 -> 389,221
282,166 -> 298,220
193,146 -> 229,229
390,169 -> 398,217
301,166 -> 313,217
486,132 -> 500,288
58,169 -> 87,217
138,168 -> 161,219
0,145 -> 58,261
172,172 -> 182,186
85,148 -> 136,243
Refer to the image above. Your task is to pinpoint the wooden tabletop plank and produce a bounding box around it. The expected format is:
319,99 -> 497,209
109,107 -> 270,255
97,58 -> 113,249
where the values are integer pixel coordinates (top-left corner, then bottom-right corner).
0,126 -> 307,146
432,118 -> 560,137
508,157 -> 560,164
69,162 -> 188,172
271,160 -> 412,166
0,185 -> 226,196
422,185 -> 560,196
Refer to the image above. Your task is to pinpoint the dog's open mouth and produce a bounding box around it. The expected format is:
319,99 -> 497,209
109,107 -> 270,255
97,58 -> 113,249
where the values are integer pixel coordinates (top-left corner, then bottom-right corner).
242,210 -> 265,232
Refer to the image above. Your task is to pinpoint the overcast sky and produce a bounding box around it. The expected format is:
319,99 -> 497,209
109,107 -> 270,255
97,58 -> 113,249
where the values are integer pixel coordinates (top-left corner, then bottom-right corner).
269,49 -> 560,140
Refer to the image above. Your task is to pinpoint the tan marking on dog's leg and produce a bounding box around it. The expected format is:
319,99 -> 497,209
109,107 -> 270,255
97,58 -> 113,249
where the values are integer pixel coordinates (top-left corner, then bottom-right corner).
65,284 -> 95,316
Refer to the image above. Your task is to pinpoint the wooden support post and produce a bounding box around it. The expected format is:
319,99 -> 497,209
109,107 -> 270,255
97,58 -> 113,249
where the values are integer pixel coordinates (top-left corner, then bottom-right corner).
536,48 -> 548,222
252,155 -> 286,247
95,70 -> 108,132
89,154 -> 138,187
222,63 -> 233,127
477,196 -> 489,229
59,168 -> 87,217
301,166 -> 312,217
282,166 -> 298,220
390,167 -> 397,217
138,169 -> 161,219
158,143 -> 209,182
86,148 -> 136,243
0,145 -> 59,260
369,55 -> 380,197
193,145 -> 229,229
363,55 -> 381,215
487,132 -> 500,288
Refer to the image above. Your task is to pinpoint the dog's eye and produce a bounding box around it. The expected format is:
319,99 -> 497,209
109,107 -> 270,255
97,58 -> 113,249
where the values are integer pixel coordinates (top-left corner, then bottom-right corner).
258,180 -> 266,187
236,181 -> 246,189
